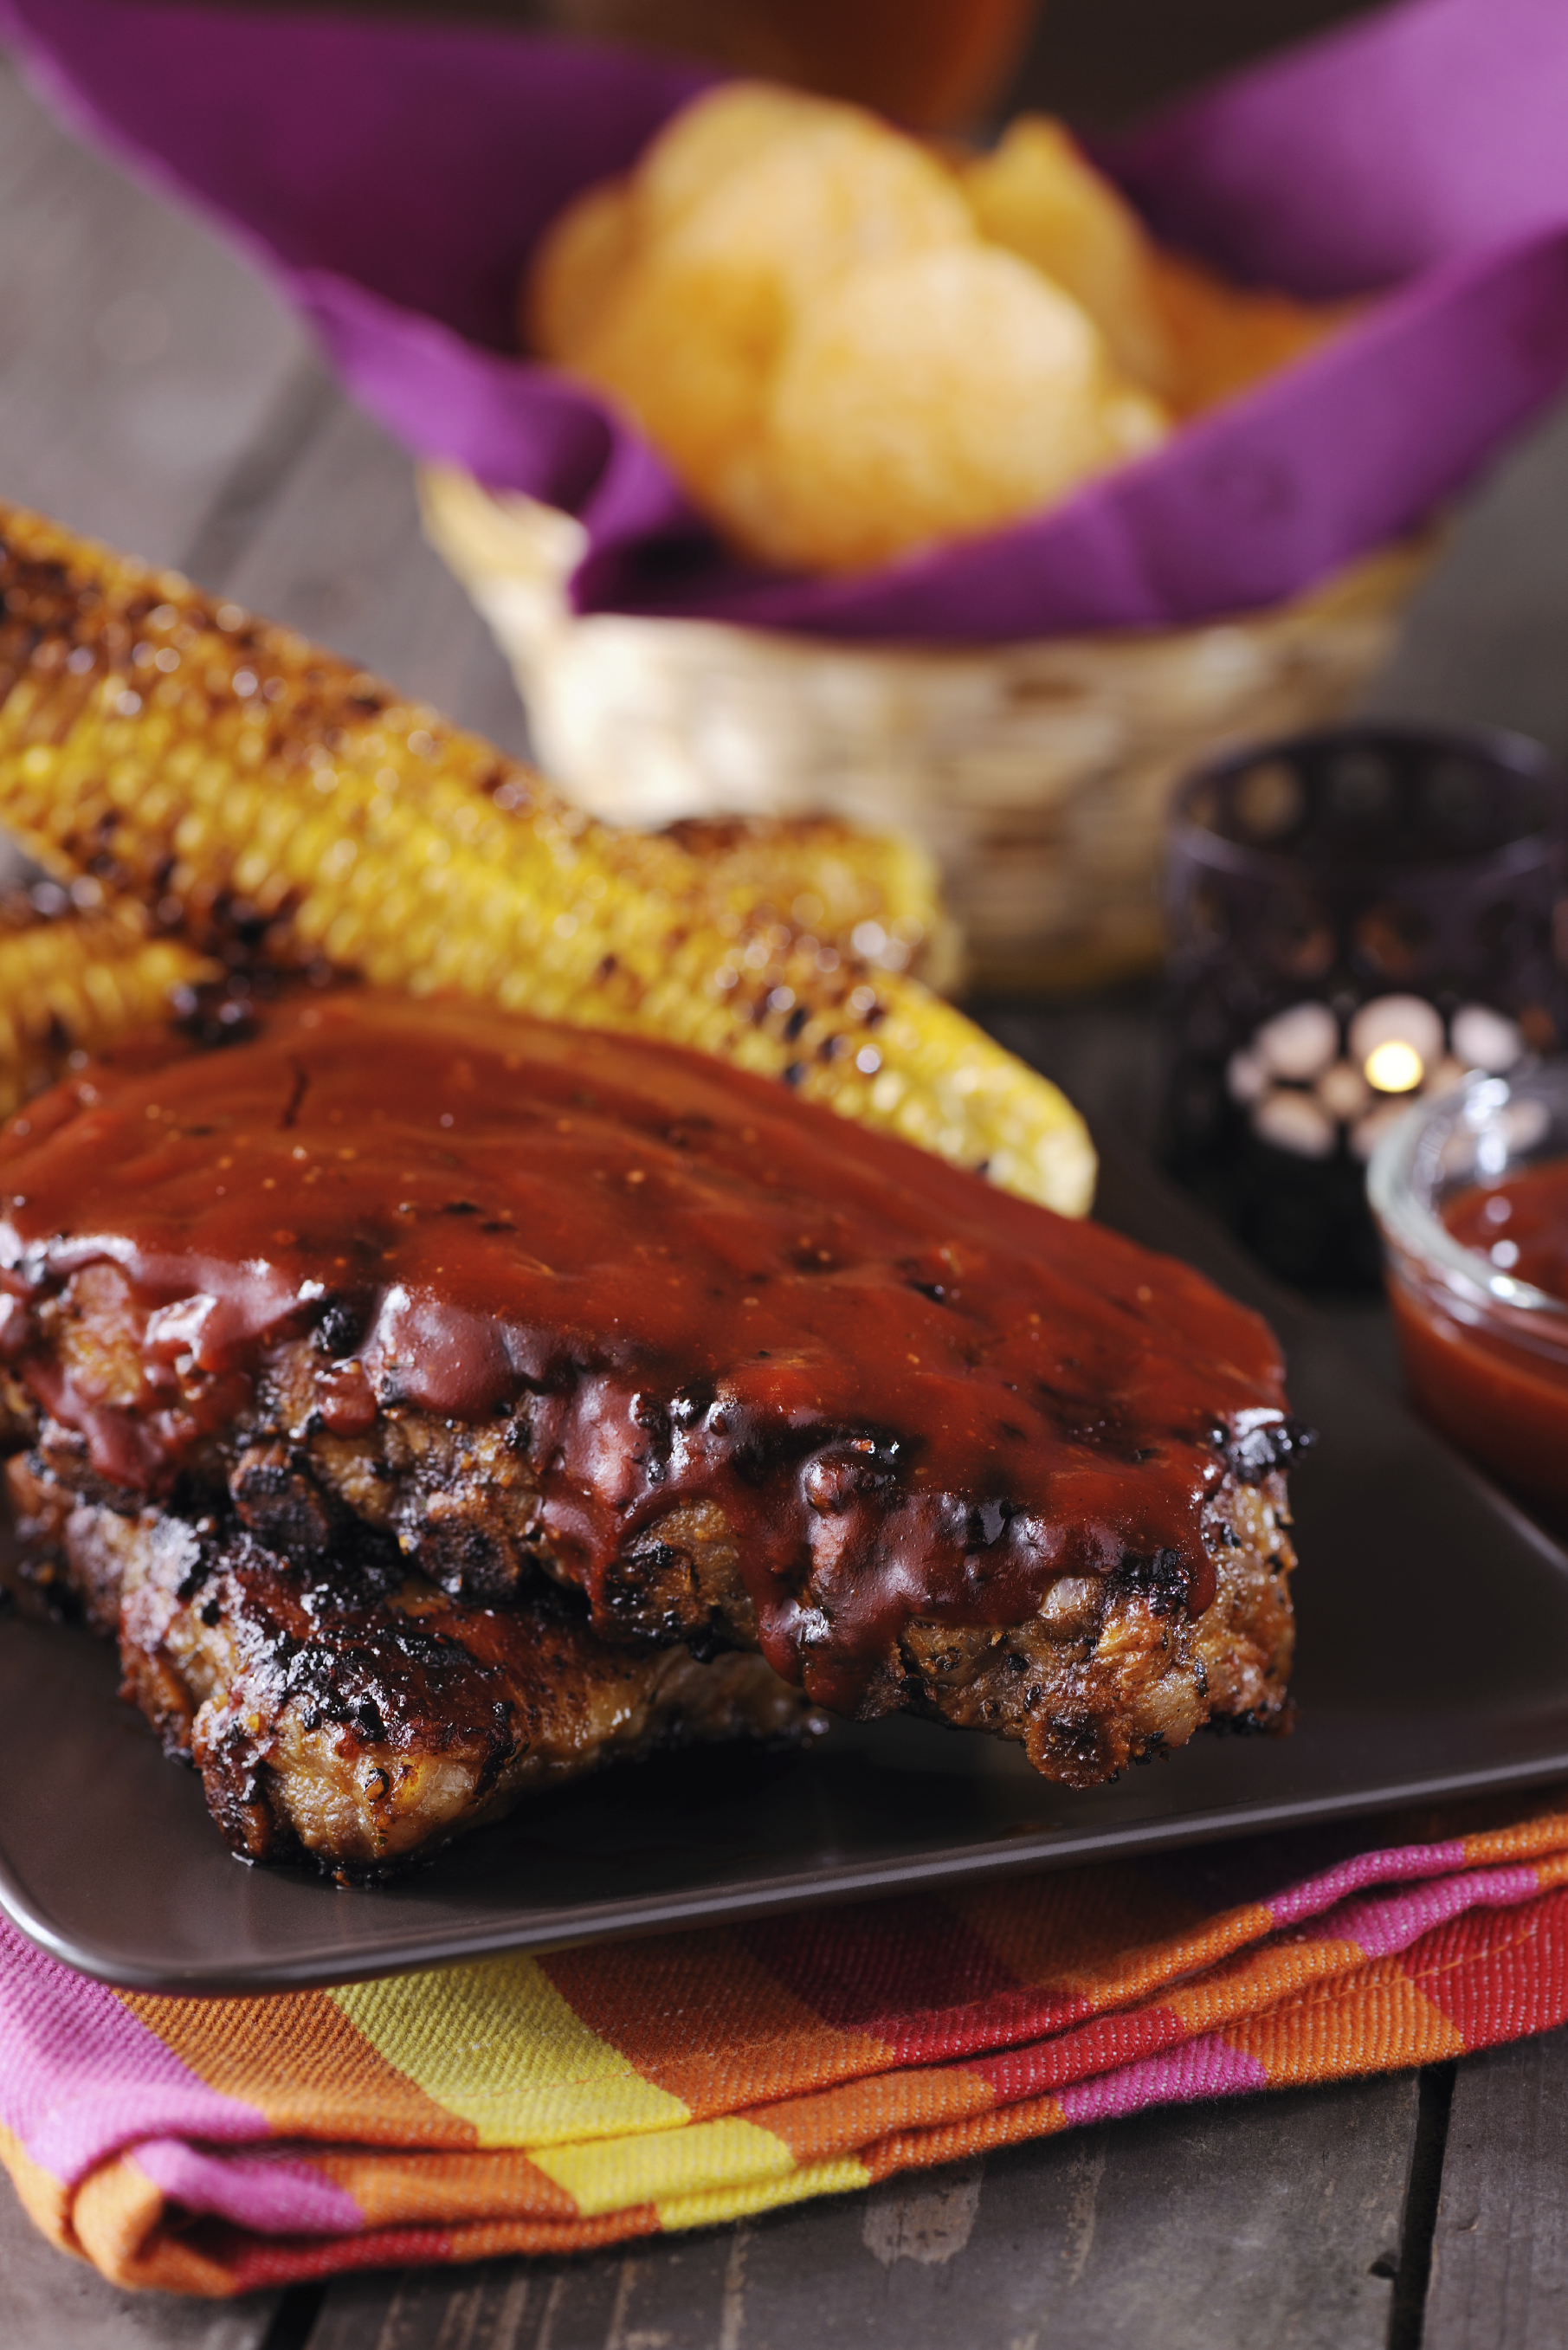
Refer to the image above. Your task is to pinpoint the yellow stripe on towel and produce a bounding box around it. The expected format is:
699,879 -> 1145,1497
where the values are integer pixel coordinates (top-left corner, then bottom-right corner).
332,1958 -> 688,2146
533,2114 -> 802,2218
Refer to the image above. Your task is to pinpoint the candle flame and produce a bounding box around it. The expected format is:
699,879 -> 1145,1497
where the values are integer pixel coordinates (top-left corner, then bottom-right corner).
1364,1038 -> 1425,1094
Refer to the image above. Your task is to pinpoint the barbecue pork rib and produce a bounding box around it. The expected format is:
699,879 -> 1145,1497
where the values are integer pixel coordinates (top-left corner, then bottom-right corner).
8,1456 -> 815,1876
0,987 -> 1305,1864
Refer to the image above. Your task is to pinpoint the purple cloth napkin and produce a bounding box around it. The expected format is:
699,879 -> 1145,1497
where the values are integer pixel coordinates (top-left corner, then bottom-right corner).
7,0 -> 1568,639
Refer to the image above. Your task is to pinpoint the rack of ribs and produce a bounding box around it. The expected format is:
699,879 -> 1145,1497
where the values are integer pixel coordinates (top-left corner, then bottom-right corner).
0,987 -> 1305,1875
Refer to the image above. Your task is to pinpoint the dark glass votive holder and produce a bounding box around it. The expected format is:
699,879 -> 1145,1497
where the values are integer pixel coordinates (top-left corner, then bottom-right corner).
1162,722 -> 1568,1290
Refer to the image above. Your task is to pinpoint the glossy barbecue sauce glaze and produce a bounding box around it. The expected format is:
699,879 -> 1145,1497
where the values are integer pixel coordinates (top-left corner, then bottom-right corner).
0,992 -> 1294,1712
1391,1159 -> 1568,1520
1443,1162 -> 1568,1305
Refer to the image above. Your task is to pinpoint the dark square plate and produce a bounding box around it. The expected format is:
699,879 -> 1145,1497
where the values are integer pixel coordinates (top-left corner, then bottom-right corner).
4,1141 -> 1568,1994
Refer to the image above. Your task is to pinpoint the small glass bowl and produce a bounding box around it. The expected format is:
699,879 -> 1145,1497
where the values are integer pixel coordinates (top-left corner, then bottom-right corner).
1368,1062 -> 1568,1523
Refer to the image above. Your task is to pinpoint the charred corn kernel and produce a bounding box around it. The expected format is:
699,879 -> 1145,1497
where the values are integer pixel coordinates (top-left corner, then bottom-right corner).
0,503 -> 1094,1214
656,812 -> 964,993
0,898 -> 216,1120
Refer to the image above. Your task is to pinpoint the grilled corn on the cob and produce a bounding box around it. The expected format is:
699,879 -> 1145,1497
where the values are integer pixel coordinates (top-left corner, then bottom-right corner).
0,503 -> 1093,1212
658,811 -> 962,995
0,891 -> 215,1119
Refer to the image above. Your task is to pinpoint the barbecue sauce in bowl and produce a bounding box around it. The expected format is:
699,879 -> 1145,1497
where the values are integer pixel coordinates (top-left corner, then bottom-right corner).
1389,1158 -> 1568,1520
0,991 -> 1297,1712
1444,1162 -> 1568,1303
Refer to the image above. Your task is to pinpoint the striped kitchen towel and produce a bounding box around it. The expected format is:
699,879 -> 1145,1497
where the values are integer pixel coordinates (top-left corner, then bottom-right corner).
5,1790 -> 1568,2295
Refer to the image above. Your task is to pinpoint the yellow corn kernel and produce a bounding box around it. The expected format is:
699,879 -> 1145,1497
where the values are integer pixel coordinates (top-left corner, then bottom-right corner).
656,812 -> 963,993
0,897 -> 216,1120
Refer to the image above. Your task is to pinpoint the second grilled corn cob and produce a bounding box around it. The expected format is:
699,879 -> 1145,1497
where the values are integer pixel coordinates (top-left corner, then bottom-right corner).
0,502 -> 1093,1213
0,891 -> 215,1120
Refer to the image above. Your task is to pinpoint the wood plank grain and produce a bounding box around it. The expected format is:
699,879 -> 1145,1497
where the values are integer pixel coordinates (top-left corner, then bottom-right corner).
304,2076 -> 1417,2350
0,54 -> 313,565
0,2172 -> 278,2350
204,389 -> 534,757
1423,2023 -> 1568,2350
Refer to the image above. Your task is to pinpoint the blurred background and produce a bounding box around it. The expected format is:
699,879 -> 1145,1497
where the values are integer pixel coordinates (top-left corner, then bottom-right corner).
169,0 -> 1379,126
3,0 -> 1566,1120
9,0 -> 1556,757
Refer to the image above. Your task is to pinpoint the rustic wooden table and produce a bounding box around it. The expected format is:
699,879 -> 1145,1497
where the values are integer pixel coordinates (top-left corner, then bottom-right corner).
3,31 -> 1568,2350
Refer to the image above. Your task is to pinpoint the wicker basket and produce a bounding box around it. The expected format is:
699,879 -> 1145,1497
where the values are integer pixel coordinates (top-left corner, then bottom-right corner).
420,465 -> 1436,994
